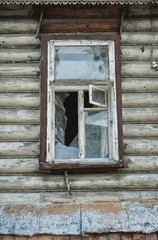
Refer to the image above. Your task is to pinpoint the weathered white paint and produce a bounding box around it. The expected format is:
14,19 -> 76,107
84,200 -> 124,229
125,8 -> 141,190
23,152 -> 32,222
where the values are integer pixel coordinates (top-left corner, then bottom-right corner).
0,142 -> 39,157
82,203 -> 158,234
121,32 -> 158,45
0,158 -> 39,174
0,203 -> 157,235
122,108 -> 158,122
123,19 -> 158,32
0,125 -> 40,141
0,173 -> 157,190
123,124 -> 158,137
121,47 -> 158,61
0,64 -> 40,76
0,78 -> 40,92
0,205 -> 80,236
122,78 -> 158,93
0,93 -> 40,108
121,62 -> 158,77
0,19 -> 38,33
0,49 -> 40,62
0,155 -> 157,174
124,138 -> 158,155
122,93 -> 158,107
0,191 -> 157,205
0,34 -> 40,47
0,109 -> 40,123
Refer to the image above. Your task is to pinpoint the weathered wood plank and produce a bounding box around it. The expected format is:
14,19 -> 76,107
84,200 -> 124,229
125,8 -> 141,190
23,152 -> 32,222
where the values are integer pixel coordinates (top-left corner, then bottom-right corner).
0,173 -> 157,190
0,109 -> 40,124
0,4 -> 31,10
0,191 -> 156,205
0,93 -> 40,108
0,125 -> 39,141
0,9 -> 32,17
0,142 -> 39,157
123,156 -> 158,172
0,64 -> 40,76
122,93 -> 158,107
122,78 -> 158,93
123,124 -> 158,137
121,62 -> 158,77
121,46 -> 158,61
0,34 -> 40,48
0,19 -> 38,33
41,18 -> 120,32
124,138 -> 158,155
123,19 -> 158,32
0,49 -> 40,62
128,7 -> 158,16
0,156 -> 157,174
121,32 -> 158,45
122,108 -> 158,122
0,158 -> 39,173
33,5 -> 122,18
0,78 -> 40,92
0,5 -> 33,17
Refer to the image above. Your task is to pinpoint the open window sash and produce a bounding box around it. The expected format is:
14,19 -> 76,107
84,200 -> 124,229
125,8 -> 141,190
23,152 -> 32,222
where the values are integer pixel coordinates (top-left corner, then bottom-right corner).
89,84 -> 108,108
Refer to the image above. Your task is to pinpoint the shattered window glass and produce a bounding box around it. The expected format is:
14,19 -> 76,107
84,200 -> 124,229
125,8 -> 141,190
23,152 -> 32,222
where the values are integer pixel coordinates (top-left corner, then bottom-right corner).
55,92 -> 78,159
54,91 -> 108,159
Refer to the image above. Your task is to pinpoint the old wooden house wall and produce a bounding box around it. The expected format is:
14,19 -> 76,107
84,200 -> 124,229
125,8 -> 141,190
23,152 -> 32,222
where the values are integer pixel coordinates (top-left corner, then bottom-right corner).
0,3 -> 158,236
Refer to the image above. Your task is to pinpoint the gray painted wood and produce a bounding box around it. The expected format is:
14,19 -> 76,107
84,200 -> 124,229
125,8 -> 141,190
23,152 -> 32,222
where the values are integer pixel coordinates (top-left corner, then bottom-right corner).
122,78 -> 158,93
0,109 -> 40,123
0,156 -> 157,174
0,19 -> 38,33
0,190 -> 156,205
0,64 -> 40,76
0,78 -> 40,92
0,49 -> 40,62
0,125 -> 40,141
0,173 -> 157,190
0,34 -> 40,47
0,93 -> 40,108
0,142 -> 39,157
123,108 -> 158,122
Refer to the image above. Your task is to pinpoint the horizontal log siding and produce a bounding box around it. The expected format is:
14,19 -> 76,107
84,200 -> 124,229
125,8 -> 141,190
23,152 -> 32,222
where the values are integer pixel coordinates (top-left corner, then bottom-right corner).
0,4 -> 158,204
0,11 -> 40,185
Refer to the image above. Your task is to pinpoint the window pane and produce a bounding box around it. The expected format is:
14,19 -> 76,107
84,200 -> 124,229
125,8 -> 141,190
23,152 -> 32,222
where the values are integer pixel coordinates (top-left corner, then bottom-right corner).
54,46 -> 109,80
92,89 -> 105,105
55,92 -> 78,159
85,111 -> 109,158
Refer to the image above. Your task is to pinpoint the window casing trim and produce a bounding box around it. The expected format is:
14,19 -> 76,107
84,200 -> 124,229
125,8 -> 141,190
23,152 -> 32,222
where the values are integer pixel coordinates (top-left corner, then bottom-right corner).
40,34 -> 124,171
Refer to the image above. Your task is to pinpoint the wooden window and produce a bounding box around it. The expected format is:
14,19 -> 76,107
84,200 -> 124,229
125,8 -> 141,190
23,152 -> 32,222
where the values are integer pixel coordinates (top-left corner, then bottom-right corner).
40,35 -> 124,171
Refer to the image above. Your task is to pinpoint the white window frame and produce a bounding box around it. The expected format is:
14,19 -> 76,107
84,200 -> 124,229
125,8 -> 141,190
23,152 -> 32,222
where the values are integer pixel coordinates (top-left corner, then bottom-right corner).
46,40 -> 119,165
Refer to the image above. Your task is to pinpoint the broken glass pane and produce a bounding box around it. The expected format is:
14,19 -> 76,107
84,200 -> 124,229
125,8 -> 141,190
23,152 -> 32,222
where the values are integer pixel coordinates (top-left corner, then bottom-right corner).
85,111 -> 109,158
54,46 -> 109,80
55,92 -> 79,159
55,142 -> 78,159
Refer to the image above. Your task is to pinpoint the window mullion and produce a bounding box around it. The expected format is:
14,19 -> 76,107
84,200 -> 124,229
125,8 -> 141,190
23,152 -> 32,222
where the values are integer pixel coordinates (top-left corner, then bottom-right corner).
51,85 -> 55,162
78,90 -> 85,159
